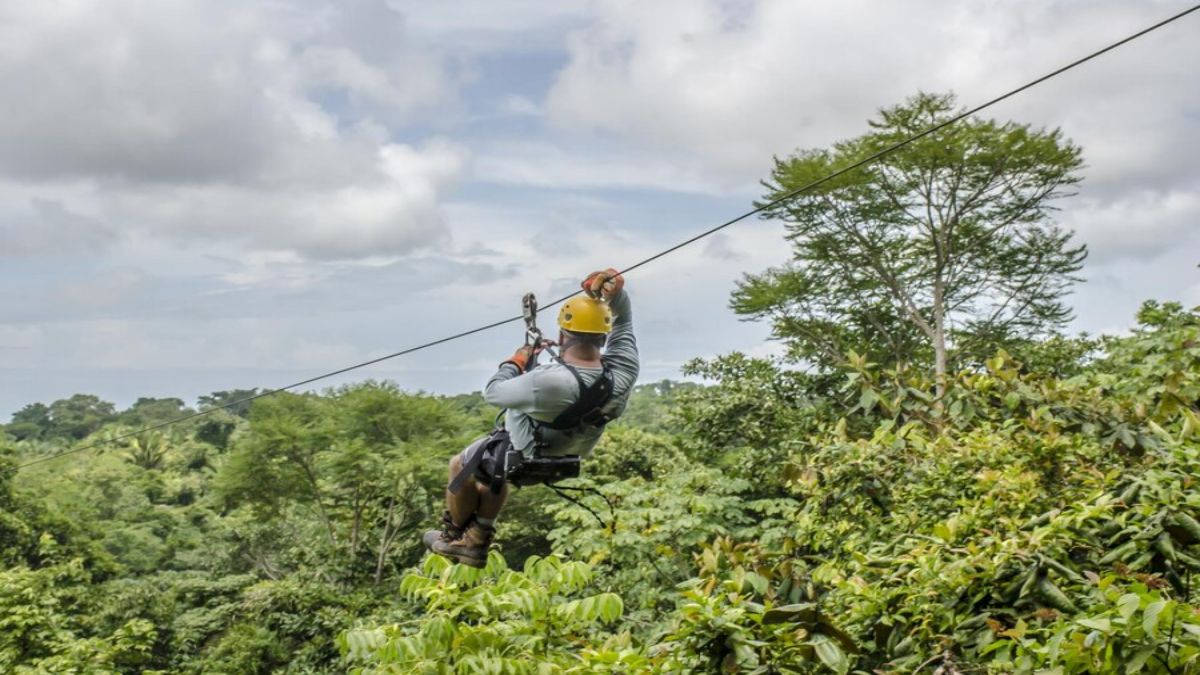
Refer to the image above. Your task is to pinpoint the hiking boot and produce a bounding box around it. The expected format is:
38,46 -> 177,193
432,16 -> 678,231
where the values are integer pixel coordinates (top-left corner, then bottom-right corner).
422,511 -> 467,551
430,521 -> 495,568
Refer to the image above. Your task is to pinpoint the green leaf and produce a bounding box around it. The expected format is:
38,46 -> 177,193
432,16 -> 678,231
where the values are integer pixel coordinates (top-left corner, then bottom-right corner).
1077,618 -> 1112,633
1117,593 -> 1140,623
1142,600 -> 1167,637
810,633 -> 849,674
597,593 -> 624,623
761,603 -> 818,625
859,388 -> 879,413
1126,646 -> 1155,673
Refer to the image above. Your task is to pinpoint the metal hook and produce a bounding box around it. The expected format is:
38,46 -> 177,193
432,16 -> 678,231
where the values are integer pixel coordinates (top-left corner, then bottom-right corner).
522,292 -> 541,346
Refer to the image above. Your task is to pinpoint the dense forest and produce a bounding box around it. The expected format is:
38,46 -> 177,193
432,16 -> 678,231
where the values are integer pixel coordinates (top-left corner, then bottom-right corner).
4,94 -> 1200,673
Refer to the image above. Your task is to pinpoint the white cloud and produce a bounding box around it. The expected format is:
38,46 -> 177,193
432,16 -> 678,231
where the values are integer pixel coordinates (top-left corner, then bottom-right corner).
86,137 -> 469,260
0,0 -> 467,260
1064,189 -> 1200,264
473,139 -> 745,193
546,0 -> 958,178
0,198 -> 117,257
544,0 -> 1200,261
0,326 -> 41,362
702,233 -> 741,261
392,0 -> 593,53
499,94 -> 543,117
56,268 -> 148,309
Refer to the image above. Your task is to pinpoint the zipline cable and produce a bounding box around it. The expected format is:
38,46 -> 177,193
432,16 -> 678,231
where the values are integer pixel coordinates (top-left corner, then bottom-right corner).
17,3 -> 1199,470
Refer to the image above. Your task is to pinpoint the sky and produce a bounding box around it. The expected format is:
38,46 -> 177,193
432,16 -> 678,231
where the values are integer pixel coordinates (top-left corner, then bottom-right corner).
1,0 -> 1198,417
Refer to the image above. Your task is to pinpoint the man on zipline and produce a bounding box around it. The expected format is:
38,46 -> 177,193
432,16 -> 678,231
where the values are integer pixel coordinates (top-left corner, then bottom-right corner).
423,268 -> 639,567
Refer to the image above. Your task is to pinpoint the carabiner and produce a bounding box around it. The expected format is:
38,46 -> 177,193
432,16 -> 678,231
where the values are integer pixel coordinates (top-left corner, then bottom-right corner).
522,292 -> 542,346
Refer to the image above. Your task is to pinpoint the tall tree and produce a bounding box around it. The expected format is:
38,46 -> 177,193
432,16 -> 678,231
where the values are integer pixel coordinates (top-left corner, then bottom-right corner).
198,389 -> 261,418
118,397 -> 188,426
7,403 -> 51,440
214,383 -> 468,583
46,394 -> 117,440
734,92 -> 1086,396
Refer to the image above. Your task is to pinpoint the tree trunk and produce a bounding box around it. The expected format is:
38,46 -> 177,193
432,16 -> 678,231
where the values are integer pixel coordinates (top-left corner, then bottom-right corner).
374,495 -> 398,585
932,278 -> 948,406
350,488 -> 362,558
291,450 -> 339,549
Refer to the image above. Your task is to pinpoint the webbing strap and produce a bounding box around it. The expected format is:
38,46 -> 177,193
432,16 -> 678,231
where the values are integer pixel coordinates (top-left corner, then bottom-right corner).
545,344 -> 587,389
448,437 -> 487,494
448,431 -> 509,494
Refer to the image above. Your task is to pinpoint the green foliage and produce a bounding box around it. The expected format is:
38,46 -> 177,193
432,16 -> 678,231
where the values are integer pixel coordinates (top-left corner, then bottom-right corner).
124,431 -> 170,470
5,298 -> 1199,674
345,302 -> 1200,673
5,395 -> 119,441
645,303 -> 1200,673
8,403 -> 51,441
656,565 -> 858,673
1,380 -> 493,672
547,458 -> 754,619
0,444 -> 28,564
193,408 -> 240,452
197,389 -> 261,418
0,559 -> 159,674
985,579 -> 1200,672
678,353 -> 827,492
117,397 -> 189,427
340,553 -> 630,673
215,382 -> 474,583
613,380 -> 702,434
46,394 -> 118,440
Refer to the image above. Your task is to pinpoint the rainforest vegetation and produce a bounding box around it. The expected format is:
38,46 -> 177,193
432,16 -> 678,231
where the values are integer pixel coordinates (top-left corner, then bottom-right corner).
4,94 -> 1200,673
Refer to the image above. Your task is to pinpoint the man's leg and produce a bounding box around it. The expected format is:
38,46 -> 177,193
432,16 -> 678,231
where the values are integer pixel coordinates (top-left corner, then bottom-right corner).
447,453 -> 480,526
474,477 -> 508,524
429,454 -> 507,568
423,451 -> 480,551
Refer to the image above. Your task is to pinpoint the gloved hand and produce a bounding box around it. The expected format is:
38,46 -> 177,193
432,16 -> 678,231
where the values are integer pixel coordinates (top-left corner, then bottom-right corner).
581,268 -> 624,299
502,344 -> 543,373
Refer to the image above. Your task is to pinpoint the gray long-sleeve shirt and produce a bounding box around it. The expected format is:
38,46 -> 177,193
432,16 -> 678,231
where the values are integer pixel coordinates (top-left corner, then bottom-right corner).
483,289 -> 639,457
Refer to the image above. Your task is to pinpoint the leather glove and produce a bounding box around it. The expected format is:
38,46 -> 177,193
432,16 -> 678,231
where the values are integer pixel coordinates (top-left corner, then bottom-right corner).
501,344 -> 542,373
581,268 -> 624,299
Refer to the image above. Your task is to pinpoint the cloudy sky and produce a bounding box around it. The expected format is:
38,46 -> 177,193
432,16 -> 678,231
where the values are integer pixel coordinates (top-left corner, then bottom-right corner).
1,0 -> 1198,417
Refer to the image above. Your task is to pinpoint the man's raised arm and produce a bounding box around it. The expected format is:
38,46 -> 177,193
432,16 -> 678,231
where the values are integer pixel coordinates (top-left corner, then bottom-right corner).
602,287 -> 639,394
483,347 -> 539,411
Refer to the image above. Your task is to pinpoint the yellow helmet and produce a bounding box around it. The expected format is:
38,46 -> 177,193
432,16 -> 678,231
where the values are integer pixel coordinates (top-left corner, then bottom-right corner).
558,296 -> 613,334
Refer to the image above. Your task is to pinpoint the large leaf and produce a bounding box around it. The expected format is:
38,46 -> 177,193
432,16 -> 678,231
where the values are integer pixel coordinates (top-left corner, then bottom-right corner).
810,633 -> 850,674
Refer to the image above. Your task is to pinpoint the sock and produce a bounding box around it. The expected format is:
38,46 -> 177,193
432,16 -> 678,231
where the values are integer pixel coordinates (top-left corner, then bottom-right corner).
475,516 -> 495,527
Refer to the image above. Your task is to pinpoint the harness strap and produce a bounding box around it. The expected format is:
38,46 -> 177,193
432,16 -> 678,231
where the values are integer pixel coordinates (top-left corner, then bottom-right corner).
532,345 -> 614,446
448,431 -> 510,495
547,345 -> 587,389
447,436 -> 488,494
